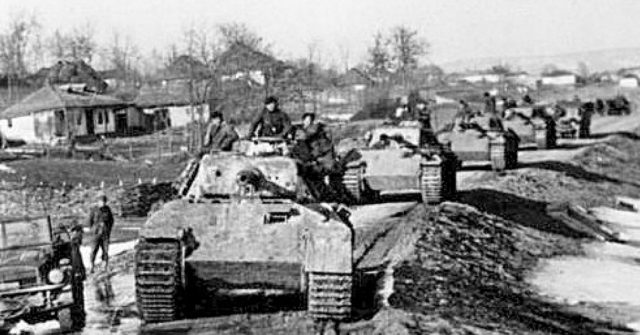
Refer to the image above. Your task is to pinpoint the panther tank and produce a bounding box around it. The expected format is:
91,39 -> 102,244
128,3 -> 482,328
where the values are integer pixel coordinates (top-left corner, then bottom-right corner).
135,138 -> 354,324
337,121 -> 458,204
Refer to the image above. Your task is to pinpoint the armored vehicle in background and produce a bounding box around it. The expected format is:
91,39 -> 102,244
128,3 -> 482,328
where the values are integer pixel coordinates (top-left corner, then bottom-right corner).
602,95 -> 631,116
135,138 -> 354,324
0,216 -> 85,332
337,121 -> 458,204
436,119 -> 519,171
496,105 -> 557,149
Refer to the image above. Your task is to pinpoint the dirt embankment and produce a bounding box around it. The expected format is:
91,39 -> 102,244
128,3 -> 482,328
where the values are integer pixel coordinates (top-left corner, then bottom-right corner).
368,130 -> 640,334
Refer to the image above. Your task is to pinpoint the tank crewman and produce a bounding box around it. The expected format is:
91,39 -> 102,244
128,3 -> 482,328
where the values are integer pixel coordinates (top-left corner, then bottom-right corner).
484,92 -> 504,131
247,96 -> 292,139
294,112 -> 346,201
522,94 -> 534,105
87,193 -> 114,273
457,99 -> 474,124
202,110 -> 239,152
415,99 -> 439,147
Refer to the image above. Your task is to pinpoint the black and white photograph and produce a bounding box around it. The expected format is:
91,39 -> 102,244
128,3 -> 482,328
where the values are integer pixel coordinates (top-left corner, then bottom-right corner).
1,0 -> 640,334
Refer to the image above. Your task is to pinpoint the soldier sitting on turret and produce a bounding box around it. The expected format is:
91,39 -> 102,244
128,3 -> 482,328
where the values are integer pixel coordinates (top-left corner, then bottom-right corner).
203,110 -> 239,153
247,96 -> 292,139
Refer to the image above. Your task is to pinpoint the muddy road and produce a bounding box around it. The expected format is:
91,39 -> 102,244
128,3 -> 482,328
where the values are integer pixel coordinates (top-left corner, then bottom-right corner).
10,113 -> 640,334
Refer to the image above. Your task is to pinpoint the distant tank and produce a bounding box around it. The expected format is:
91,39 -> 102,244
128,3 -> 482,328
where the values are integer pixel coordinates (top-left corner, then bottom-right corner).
337,121 -> 458,204
492,105 -> 556,149
436,118 -> 519,171
135,138 -> 354,324
555,101 -> 595,139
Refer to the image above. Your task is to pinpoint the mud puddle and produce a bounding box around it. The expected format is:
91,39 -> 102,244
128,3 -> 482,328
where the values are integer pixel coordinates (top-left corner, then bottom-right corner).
529,242 -> 640,331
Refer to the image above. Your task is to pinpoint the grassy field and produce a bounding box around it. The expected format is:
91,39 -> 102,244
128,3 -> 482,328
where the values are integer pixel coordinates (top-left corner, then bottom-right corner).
0,158 -> 185,187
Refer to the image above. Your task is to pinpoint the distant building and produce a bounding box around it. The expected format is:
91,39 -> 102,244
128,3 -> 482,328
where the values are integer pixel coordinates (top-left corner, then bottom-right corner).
541,70 -> 577,86
133,80 -> 209,129
0,85 -> 130,144
619,75 -> 639,88
461,72 -> 502,84
338,68 -> 375,91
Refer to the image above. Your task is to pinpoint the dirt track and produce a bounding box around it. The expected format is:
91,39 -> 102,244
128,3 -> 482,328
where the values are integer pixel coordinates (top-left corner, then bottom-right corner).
9,111 -> 640,335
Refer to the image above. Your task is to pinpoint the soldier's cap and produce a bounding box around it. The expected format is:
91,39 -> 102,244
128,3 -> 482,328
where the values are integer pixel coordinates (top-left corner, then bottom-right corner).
96,193 -> 107,201
264,96 -> 278,105
210,111 -> 223,119
302,112 -> 316,119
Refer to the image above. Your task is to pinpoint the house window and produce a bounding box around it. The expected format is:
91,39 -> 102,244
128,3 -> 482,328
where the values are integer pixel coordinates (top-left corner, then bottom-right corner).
105,111 -> 109,124
98,111 -> 103,124
77,113 -> 82,125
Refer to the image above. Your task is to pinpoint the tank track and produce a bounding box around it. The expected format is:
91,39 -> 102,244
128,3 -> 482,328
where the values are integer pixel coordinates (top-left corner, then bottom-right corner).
308,272 -> 352,320
489,138 -> 507,171
342,165 -> 364,204
135,239 -> 184,323
489,134 -> 518,171
420,163 -> 442,204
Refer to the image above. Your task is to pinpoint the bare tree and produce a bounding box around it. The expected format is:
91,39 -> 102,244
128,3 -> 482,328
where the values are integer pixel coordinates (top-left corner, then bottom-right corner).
218,22 -> 267,51
181,24 -> 221,152
337,43 -> 350,72
367,32 -> 391,80
0,12 -> 40,102
577,61 -> 589,79
389,25 -> 428,87
542,63 -> 559,75
106,32 -> 140,83
46,23 -> 95,63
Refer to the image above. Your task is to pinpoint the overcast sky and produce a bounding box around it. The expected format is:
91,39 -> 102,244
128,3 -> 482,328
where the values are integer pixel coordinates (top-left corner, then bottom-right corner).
3,0 -> 640,68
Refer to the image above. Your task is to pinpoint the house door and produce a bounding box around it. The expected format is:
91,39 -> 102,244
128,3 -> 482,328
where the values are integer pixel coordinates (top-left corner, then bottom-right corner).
115,111 -> 128,134
85,109 -> 94,135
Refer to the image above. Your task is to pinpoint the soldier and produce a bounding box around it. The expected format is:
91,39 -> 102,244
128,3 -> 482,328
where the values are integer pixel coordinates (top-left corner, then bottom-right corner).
247,96 -> 292,139
457,99 -> 474,124
293,112 -> 343,201
87,194 -> 114,273
202,110 -> 239,152
484,92 -> 504,131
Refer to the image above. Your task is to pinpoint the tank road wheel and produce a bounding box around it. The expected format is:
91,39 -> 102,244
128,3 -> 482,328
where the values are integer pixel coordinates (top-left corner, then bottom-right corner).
135,239 -> 184,323
489,136 -> 507,171
308,272 -> 352,321
420,163 -> 442,204
342,165 -> 365,204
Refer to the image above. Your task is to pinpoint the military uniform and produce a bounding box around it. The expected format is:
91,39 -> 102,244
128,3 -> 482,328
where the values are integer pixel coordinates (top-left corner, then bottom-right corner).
484,95 -> 504,131
248,108 -> 292,138
294,121 -> 349,202
87,204 -> 114,270
203,120 -> 239,152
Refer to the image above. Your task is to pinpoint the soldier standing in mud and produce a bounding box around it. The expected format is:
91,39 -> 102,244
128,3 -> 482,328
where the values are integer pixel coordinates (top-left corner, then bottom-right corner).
202,110 -> 239,152
87,194 -> 114,273
247,96 -> 292,139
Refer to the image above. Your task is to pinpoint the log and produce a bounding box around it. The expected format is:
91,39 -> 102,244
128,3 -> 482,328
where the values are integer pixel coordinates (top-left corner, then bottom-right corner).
616,196 -> 640,212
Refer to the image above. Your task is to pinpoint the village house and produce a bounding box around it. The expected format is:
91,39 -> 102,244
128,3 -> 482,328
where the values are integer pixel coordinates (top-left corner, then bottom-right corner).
619,75 -> 639,88
133,79 -> 209,129
461,72 -> 502,84
0,85 -> 131,144
540,70 -> 577,86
